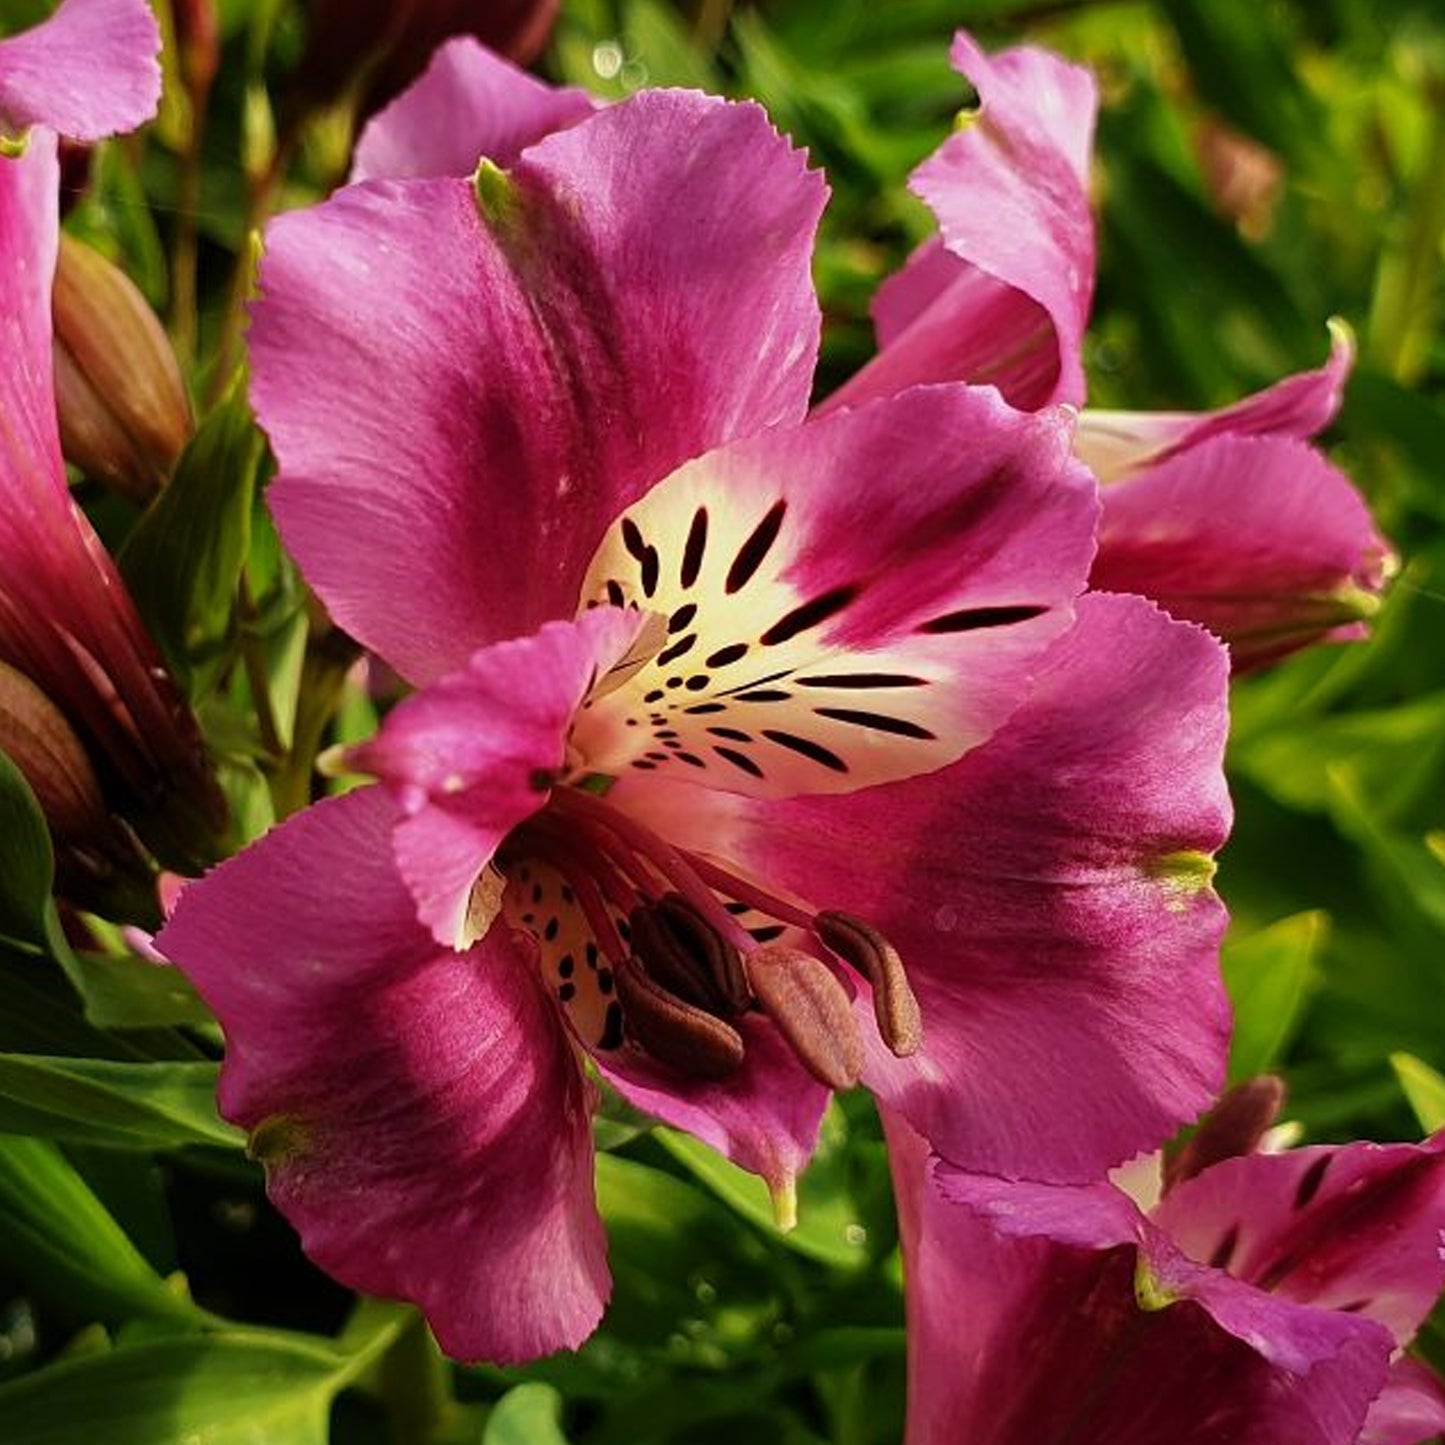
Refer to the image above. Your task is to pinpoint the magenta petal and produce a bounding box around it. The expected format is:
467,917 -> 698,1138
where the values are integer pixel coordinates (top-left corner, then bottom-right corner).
351,36 -> 597,182
829,32 -> 1095,413
1091,433 -> 1392,670
255,90 -> 826,685
0,0 -> 160,141
1153,1137 -> 1445,1347
349,609 -> 647,948
907,1133 -> 1393,1445
600,1014 -> 829,1197
1076,324 -> 1354,482
679,594 -> 1231,1181
1361,1359 -> 1445,1445
158,788 -> 609,1364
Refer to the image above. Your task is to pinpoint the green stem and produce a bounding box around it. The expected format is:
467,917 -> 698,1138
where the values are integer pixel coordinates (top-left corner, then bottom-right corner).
236,571 -> 284,762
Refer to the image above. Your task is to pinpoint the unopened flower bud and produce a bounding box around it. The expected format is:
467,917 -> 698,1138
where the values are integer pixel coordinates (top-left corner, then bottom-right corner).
171,0 -> 220,99
0,660 -> 158,924
52,234 -> 193,505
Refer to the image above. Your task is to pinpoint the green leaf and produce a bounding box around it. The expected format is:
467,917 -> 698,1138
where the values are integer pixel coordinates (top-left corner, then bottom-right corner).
485,1383 -> 573,1445
0,749 -> 56,954
1222,911 -> 1325,1080
0,1057 -> 240,1150
0,1135 -> 205,1326
56,948 -> 215,1030
1391,1053 -> 1445,1134
118,380 -> 265,694
0,1331 -> 369,1445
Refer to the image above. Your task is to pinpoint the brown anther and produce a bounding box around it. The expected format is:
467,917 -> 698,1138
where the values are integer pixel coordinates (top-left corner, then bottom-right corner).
815,910 -> 922,1058
746,946 -> 862,1092
628,904 -> 725,1013
613,957 -> 745,1081
1164,1076 -> 1286,1192
655,892 -> 750,1014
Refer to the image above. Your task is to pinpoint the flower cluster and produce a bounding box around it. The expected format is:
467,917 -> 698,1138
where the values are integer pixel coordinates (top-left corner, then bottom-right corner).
1,5 -> 1435,1442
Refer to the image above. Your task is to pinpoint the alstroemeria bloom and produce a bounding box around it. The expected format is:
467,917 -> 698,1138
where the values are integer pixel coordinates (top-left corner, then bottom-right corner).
159,90 -> 1233,1362
825,31 -> 1391,672
891,1114 -> 1445,1445
1,0 -> 225,876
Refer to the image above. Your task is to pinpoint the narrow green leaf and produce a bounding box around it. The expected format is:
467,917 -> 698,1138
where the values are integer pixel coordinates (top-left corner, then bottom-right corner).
1222,911 -> 1325,1080
56,948 -> 214,1030
485,1383 -> 573,1445
0,1135 -> 205,1326
1391,1053 -> 1445,1134
0,1331 -> 359,1445
118,380 -> 265,693
0,1057 -> 240,1150
0,749 -> 55,953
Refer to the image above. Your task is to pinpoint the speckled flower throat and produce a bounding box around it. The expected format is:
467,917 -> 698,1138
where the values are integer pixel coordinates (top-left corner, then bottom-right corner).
482,469 -> 1054,1085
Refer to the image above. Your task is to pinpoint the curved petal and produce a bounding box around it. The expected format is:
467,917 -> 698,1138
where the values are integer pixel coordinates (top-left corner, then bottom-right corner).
347,608 -> 649,948
1090,432 -> 1392,671
896,1121 -> 1390,1445
1076,323 -> 1354,483
600,1013 -> 830,1201
638,594 -> 1232,1182
0,0 -> 160,142
1153,1137 -> 1445,1348
572,386 -> 1098,797
158,788 -> 610,1364
826,32 -> 1096,414
1361,1359 -> 1445,1445
255,90 -> 826,685
351,35 -> 597,182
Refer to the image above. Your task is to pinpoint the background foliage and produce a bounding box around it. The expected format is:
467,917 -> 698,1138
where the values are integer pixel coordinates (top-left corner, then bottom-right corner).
2,0 -> 1444,1440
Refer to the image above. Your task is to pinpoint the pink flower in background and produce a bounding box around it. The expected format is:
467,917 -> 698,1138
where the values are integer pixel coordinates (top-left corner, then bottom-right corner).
890,1111 -> 1445,1445
0,0 -> 224,875
160,89 -> 1233,1362
825,31 -> 1391,671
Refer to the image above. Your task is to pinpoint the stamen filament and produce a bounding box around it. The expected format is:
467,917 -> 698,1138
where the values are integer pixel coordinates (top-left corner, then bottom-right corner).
682,851 -> 816,932
550,788 -> 754,950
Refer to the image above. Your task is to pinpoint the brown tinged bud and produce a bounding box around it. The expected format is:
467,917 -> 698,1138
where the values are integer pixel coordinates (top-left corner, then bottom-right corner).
613,956 -> 745,1081
1165,1076 -> 1288,1193
0,661 -> 159,925
52,235 -> 193,505
171,0 -> 220,99
746,946 -> 863,1092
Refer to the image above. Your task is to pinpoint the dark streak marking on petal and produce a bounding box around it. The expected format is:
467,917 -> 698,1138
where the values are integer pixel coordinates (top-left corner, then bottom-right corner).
714,747 -> 764,779
726,499 -> 787,594
1294,1154 -> 1332,1211
918,604 -> 1046,634
798,672 -> 928,690
684,703 -> 727,715
735,689 -> 792,703
813,707 -> 936,740
657,635 -> 696,665
763,729 -> 849,772
606,580 -> 625,608
707,726 -> 752,742
669,603 -> 697,633
1208,1224 -> 1241,1272
706,642 -> 749,668
760,585 -> 859,646
681,507 -> 708,589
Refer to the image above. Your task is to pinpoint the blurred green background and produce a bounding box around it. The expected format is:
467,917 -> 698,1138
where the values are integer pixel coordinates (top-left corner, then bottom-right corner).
2,0 -> 1445,1440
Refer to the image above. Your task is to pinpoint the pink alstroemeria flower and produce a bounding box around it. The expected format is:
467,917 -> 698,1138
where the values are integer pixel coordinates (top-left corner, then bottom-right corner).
825,31 -> 1391,672
890,1112 -> 1445,1445
159,89 -> 1233,1363
0,0 -> 225,874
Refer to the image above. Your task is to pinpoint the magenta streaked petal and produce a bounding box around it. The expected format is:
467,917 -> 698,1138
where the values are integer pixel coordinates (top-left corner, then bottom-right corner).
348,609 -> 648,948
1091,432 -> 1392,671
1077,324 -> 1354,482
1361,1359 -> 1445,1445
350,35 -> 597,182
573,387 -> 1097,797
1153,1137 -> 1445,1348
829,32 -> 1095,413
908,1132 -> 1394,1445
255,90 -> 825,685
158,788 -> 610,1363
625,594 -> 1231,1181
0,0 -> 161,141
600,1013 -> 830,1197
